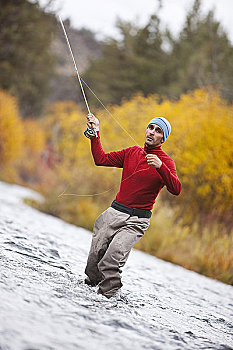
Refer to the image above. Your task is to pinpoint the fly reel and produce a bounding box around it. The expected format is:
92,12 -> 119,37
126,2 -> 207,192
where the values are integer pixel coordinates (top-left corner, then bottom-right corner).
84,127 -> 98,139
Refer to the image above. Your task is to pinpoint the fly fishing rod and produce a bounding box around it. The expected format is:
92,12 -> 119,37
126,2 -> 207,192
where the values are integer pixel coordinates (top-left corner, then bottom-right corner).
58,16 -> 97,139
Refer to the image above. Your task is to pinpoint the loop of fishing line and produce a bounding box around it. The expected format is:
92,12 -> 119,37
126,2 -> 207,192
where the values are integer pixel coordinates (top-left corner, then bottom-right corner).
58,166 -> 151,198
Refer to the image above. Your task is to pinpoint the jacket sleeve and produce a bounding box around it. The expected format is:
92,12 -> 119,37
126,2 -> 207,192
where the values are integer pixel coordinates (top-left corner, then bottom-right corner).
90,131 -> 125,168
156,159 -> 182,195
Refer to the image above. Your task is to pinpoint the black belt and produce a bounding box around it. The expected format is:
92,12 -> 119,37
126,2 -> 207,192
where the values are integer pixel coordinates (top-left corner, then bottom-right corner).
111,200 -> 152,219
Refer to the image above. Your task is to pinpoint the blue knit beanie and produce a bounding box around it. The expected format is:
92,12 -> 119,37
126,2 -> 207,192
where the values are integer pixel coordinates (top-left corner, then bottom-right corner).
147,117 -> 171,142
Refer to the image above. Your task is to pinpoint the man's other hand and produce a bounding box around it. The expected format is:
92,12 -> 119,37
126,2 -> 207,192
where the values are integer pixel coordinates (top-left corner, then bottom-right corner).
145,154 -> 162,169
86,113 -> 99,131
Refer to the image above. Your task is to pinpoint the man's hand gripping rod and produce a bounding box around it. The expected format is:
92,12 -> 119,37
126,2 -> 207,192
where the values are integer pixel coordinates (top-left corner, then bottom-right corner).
58,16 -> 97,139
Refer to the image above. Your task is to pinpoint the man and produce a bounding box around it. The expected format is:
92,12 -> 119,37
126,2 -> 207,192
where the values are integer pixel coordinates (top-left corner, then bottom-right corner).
84,114 -> 181,298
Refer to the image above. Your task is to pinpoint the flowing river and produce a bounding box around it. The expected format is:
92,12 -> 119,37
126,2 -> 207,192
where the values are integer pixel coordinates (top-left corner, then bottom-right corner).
0,181 -> 232,350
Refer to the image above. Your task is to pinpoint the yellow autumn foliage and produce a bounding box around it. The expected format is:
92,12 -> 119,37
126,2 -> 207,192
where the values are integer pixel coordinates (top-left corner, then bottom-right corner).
0,90 -> 24,166
23,119 -> 45,153
0,90 -> 46,183
43,101 -> 88,165
15,118 -> 46,184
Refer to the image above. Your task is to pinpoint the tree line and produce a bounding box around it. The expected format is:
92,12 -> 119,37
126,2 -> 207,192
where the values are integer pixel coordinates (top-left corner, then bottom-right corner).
85,0 -> 233,108
0,0 -> 232,117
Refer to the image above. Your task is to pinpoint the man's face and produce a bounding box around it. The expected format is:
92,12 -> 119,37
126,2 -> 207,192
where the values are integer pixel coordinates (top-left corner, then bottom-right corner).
145,124 -> 164,147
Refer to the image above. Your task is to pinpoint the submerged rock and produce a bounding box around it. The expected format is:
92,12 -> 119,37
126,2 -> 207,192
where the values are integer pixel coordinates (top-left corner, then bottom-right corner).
0,181 -> 232,350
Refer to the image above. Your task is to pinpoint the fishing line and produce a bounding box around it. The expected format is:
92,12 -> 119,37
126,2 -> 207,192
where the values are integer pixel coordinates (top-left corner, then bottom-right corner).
58,164 -> 151,198
80,78 -> 139,146
59,16 -> 90,114
59,15 -> 138,146
58,16 -> 149,198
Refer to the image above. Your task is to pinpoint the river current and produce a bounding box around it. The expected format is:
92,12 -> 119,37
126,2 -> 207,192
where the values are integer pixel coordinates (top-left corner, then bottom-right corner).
0,181 -> 232,350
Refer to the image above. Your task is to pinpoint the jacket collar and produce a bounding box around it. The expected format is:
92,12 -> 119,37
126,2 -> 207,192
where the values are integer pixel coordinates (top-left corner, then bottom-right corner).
144,143 -> 162,154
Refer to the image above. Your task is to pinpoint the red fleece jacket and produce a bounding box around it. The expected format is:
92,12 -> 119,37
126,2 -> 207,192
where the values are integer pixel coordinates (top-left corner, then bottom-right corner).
91,132 -> 181,210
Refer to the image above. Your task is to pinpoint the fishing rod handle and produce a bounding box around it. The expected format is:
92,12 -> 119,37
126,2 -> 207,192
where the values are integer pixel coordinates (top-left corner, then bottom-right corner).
84,119 -> 98,139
